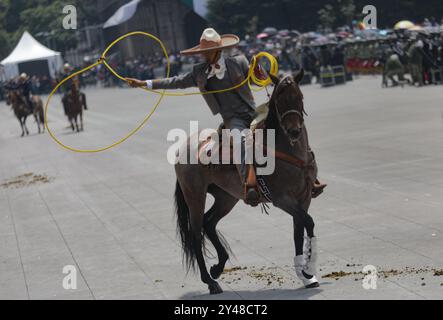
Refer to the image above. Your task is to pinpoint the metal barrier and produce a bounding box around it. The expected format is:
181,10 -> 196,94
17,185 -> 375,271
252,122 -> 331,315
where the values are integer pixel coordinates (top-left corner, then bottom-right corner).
320,65 -> 347,87
430,68 -> 443,84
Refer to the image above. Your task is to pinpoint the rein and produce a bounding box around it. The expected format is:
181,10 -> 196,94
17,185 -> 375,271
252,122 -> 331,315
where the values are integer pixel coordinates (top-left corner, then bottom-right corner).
261,144 -> 308,168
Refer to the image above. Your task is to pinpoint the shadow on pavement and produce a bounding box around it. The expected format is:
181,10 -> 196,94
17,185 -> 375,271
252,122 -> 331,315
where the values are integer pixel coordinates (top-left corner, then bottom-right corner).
179,287 -> 323,300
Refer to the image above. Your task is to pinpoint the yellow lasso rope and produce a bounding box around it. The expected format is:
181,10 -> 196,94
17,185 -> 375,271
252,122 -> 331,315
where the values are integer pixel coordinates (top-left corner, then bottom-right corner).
44,31 -> 278,153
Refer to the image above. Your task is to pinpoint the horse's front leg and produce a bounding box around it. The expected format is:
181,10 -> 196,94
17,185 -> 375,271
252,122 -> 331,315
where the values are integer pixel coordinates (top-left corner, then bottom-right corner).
276,199 -> 319,288
34,113 -> 40,134
81,93 -> 87,110
293,208 -> 319,288
301,208 -> 317,276
74,115 -> 79,132
18,117 -> 25,137
69,116 -> 75,131
23,116 -> 29,135
80,111 -> 83,131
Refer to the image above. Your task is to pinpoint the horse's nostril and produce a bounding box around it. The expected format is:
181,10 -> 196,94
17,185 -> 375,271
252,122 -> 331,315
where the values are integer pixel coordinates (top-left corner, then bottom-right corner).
288,128 -> 301,138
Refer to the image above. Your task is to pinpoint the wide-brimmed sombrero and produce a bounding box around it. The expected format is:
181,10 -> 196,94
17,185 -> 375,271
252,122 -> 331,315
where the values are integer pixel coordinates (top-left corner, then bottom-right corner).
180,28 -> 240,55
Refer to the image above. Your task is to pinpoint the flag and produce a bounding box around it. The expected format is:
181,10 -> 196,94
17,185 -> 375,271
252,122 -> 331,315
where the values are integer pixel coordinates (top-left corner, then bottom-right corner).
103,0 -> 141,29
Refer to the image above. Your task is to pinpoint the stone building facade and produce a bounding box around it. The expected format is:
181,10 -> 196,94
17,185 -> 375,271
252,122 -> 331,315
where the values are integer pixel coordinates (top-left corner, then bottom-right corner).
98,0 -> 207,59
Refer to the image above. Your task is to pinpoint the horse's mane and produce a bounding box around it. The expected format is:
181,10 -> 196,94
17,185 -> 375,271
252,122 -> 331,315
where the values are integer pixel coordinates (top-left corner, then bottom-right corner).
264,96 -> 279,130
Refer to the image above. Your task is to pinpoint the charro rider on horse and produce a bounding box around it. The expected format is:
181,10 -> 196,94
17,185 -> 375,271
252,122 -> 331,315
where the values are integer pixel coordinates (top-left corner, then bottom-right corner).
60,63 -> 88,115
17,73 -> 34,112
126,28 -> 326,205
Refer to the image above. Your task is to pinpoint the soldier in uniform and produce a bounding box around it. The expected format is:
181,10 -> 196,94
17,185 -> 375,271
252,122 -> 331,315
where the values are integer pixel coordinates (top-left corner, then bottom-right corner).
407,39 -> 424,87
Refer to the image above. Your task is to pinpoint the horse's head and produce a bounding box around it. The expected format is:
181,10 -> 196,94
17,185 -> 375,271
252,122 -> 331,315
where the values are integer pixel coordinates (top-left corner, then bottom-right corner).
5,89 -> 19,106
5,90 -> 11,105
71,77 -> 80,93
268,69 -> 306,146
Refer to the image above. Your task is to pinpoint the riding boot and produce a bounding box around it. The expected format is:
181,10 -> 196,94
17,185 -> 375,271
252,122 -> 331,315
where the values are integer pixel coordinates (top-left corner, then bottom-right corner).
62,94 -> 68,116
26,96 -> 34,112
312,178 -> 327,198
237,136 -> 260,207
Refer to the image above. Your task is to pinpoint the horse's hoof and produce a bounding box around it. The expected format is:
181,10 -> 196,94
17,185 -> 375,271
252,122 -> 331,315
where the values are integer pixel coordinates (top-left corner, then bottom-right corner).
208,282 -> 223,295
210,265 -> 223,279
305,281 -> 320,289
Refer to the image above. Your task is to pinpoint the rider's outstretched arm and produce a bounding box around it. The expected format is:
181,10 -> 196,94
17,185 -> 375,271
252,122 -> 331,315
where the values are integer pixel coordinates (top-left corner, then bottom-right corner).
126,71 -> 196,90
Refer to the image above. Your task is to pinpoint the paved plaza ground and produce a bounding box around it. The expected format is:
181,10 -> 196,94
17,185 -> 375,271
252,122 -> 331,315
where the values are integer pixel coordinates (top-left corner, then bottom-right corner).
1,76 -> 443,299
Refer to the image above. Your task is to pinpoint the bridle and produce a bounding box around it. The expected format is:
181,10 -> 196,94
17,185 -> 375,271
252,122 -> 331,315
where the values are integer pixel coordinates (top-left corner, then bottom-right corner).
272,78 -> 305,136
275,103 -> 304,128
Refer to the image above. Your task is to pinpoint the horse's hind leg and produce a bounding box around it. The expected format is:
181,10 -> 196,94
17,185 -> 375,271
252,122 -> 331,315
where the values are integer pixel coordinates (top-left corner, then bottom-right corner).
190,193 -> 223,294
204,185 -> 239,279
175,178 -> 222,294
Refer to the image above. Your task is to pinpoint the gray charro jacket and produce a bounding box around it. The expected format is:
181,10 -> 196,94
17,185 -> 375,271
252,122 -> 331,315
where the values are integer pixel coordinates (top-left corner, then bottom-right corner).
151,55 -> 256,115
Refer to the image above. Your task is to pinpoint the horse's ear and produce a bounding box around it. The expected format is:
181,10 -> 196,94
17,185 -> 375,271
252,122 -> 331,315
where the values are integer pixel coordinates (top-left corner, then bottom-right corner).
269,73 -> 279,86
294,68 -> 304,84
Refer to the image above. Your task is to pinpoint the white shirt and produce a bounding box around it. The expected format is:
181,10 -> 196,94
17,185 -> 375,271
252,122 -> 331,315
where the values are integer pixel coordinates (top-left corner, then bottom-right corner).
206,56 -> 227,80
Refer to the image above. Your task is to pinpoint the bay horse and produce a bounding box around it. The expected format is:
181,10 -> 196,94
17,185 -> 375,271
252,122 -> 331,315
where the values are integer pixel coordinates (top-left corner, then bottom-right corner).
174,69 -> 321,294
65,77 -> 86,132
5,89 -> 45,136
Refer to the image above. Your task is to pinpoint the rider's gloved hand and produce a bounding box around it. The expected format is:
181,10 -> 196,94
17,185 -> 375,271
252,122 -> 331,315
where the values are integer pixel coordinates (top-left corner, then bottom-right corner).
125,78 -> 148,88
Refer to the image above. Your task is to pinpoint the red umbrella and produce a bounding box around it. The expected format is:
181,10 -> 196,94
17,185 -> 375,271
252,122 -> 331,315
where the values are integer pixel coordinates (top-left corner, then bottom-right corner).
256,33 -> 269,39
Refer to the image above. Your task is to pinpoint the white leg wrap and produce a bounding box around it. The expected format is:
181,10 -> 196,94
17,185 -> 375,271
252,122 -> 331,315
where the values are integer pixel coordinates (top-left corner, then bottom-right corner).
303,236 -> 318,276
294,255 -> 318,287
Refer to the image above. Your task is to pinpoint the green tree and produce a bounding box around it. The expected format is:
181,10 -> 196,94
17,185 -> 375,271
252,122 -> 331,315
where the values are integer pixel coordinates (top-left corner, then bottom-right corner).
318,4 -> 336,29
340,0 -> 356,25
0,0 -> 102,61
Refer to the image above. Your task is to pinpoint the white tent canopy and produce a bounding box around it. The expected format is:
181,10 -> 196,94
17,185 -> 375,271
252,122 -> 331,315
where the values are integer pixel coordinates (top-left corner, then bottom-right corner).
1,31 -> 63,79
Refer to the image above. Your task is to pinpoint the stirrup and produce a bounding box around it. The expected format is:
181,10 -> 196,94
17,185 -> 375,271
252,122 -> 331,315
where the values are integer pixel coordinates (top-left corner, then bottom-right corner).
244,185 -> 260,207
312,180 -> 327,198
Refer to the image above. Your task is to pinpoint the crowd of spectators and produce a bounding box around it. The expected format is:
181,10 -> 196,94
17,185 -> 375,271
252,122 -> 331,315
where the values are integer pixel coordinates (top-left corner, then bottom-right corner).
2,17 -> 443,101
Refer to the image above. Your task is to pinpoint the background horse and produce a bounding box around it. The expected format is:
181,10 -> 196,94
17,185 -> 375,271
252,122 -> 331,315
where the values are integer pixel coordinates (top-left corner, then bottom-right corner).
65,77 -> 86,132
5,89 -> 45,136
174,70 -> 321,294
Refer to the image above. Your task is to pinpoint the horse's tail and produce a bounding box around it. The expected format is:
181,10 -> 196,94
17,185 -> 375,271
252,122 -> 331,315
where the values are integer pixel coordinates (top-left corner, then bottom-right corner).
174,180 -> 199,271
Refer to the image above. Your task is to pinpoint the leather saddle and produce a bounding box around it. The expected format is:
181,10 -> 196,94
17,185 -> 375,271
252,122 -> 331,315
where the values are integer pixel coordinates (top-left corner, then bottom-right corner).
197,120 -> 326,204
